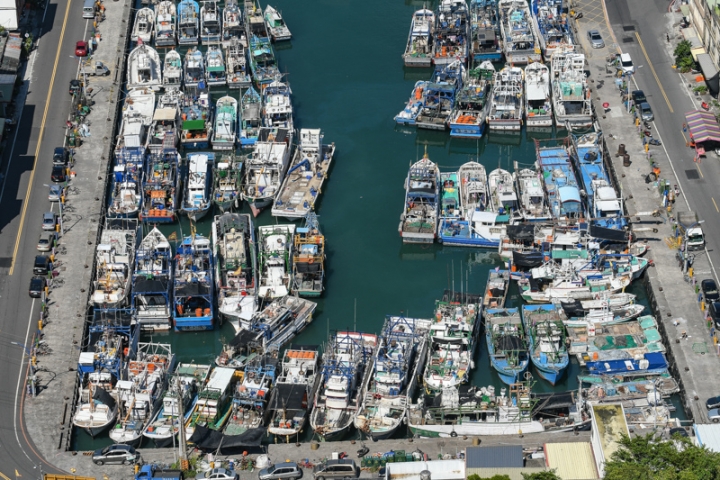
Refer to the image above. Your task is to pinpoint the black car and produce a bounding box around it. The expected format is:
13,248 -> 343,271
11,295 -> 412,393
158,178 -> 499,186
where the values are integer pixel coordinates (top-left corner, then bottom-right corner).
51,165 -> 66,183
33,255 -> 52,275
29,276 -> 45,298
707,396 -> 720,410
631,90 -> 647,105
52,147 -> 69,165
702,279 -> 720,304
709,302 -> 720,329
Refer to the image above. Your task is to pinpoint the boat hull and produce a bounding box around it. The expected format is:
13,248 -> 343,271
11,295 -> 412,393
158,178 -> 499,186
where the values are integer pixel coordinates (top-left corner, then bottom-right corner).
488,119 -> 522,131
526,115 -> 553,127
180,206 -> 211,222
108,431 -> 143,447
247,197 -> 273,217
141,213 -> 176,223
531,362 -> 566,386
409,420 -> 544,437
312,420 -> 352,442
400,231 -> 435,244
404,55 -> 433,68
490,360 -> 529,385
173,314 -> 214,332
449,121 -> 486,138
181,139 -> 210,150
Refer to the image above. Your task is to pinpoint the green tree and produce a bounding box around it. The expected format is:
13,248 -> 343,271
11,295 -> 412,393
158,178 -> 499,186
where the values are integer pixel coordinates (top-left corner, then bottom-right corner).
604,434 -> 720,480
522,472 -> 562,480
674,40 -> 695,73
467,475 -> 511,480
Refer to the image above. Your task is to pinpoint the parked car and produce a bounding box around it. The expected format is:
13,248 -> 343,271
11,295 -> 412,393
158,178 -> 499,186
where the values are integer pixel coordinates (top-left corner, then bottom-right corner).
709,302 -> 720,329
51,164 -> 66,183
48,184 -> 63,202
259,462 -> 304,480
701,279 -> 720,304
37,232 -> 56,252
75,40 -> 88,57
587,29 -> 604,48
637,102 -> 654,122
29,276 -> 45,298
195,467 -> 239,480
312,460 -> 360,480
707,395 -> 720,410
619,53 -> 635,74
42,212 -> 57,231
709,408 -> 720,423
33,255 -> 52,275
631,90 -> 647,105
53,147 -> 70,165
92,444 -> 139,465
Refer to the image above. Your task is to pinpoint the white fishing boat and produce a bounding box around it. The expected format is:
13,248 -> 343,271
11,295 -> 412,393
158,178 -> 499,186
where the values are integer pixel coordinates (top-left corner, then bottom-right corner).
180,152 -> 213,221
162,49 -> 182,88
211,95 -> 237,150
239,87 -> 262,145
148,89 -> 182,153
225,39 -> 251,88
115,88 -> 156,153
551,51 -> 593,129
222,0 -> 245,47
518,263 -> 632,304
132,8 -> 155,44
131,227 -> 172,330
262,78 -> 293,130
432,0 -> 470,66
155,0 -> 177,46
241,127 -> 293,216
399,151 -> 440,244
243,295 -> 317,351
459,161 -> 489,213
488,168 -> 520,219
200,0 -> 222,43
183,47 -> 204,88
178,0 -> 199,45
272,129 -> 335,220
127,44 -> 162,91
264,5 -> 291,42
487,66 -> 524,131
403,8 -> 435,67
257,224 -> 295,299
524,61 -> 552,128
244,0 -> 268,39
73,372 -> 119,438
205,45 -> 227,86
108,180 -> 142,219
498,0 -> 541,64
513,167 -> 551,221
91,219 -> 138,308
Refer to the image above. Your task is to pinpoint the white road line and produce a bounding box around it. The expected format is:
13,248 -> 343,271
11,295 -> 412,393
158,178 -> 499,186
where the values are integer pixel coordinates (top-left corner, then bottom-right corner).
13,297 -> 36,466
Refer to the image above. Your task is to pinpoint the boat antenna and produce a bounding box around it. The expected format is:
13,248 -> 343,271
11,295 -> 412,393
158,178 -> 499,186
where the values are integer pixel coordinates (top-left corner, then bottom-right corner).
452,260 -> 455,295
353,298 -> 357,332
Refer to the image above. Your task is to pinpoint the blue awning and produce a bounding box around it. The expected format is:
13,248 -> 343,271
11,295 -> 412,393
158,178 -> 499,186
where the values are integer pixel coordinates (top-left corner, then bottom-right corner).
558,185 -> 581,203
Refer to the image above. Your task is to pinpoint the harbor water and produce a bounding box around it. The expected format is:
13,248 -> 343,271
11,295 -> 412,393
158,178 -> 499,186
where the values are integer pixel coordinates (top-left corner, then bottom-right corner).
71,0 -> 684,450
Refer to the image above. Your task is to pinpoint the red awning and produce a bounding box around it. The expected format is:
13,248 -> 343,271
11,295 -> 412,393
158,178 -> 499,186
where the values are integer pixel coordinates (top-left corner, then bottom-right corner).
685,110 -> 720,143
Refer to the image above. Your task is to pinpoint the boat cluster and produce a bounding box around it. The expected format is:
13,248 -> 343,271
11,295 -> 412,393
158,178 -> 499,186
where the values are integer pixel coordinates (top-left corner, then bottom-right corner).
397,0 -> 593,136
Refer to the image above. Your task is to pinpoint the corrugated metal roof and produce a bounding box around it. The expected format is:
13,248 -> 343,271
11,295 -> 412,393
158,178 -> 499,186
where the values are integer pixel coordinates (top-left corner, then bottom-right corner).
694,424 -> 720,452
465,467 -> 546,480
544,442 -> 599,479
0,73 -> 15,84
388,460 -> 464,480
465,446 -> 523,469
591,404 -> 628,461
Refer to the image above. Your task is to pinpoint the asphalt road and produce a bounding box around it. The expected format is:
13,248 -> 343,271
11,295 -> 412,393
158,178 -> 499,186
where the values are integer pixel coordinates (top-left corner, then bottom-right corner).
605,0 -> 720,278
0,0 -> 91,476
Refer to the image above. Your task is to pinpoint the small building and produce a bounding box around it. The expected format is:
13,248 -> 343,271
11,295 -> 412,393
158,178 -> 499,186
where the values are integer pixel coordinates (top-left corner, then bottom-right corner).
464,445 -> 546,479
0,0 -> 19,31
693,424 -> 720,452
544,442 -> 599,480
385,460 -> 464,480
590,403 -> 629,477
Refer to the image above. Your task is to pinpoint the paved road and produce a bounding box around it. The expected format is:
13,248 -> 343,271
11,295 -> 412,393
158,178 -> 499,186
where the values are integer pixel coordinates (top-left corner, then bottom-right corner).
0,0 -> 90,476
605,0 -> 720,278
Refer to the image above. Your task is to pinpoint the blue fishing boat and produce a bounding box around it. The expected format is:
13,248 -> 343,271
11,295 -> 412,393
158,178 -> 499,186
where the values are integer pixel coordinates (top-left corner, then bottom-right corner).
522,304 -> 569,385
536,142 -> 584,225
132,227 -> 173,331
173,234 -> 215,331
586,352 -> 668,376
394,80 -> 428,126
108,148 -> 144,219
484,308 -> 528,385
469,0 -> 502,61
178,0 -> 199,45
449,62 -> 494,138
531,0 -> 573,58
416,60 -> 465,130
142,149 -> 181,223
205,46 -> 227,86
248,35 -> 279,86
432,0 -> 469,66
180,152 -> 213,222
239,87 -> 262,146
180,89 -> 212,150
571,131 -> 627,235
184,47 -> 205,87
200,0 -> 221,44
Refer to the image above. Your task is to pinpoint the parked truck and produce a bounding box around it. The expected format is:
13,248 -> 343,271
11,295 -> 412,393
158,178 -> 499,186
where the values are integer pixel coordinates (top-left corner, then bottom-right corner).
135,464 -> 184,480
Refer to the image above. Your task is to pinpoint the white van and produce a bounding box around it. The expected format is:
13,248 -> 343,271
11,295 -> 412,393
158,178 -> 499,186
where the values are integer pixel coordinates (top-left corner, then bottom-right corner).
82,0 -> 96,19
619,53 -> 635,74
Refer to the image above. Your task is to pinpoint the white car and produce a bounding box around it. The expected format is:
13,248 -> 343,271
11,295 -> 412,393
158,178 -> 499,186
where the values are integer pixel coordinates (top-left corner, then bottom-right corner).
619,53 -> 635,74
709,408 -> 720,423
195,468 -> 239,480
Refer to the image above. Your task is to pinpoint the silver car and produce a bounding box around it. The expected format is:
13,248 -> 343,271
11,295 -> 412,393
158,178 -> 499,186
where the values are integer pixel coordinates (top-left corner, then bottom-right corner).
48,184 -> 63,202
41,212 -> 57,231
587,30 -> 605,49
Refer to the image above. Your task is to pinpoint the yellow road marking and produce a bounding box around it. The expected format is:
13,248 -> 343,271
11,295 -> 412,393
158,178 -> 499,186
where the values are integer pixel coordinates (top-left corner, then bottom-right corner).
697,163 -> 704,178
713,197 -> 719,213
9,0 -> 73,275
0,471 -> 10,480
635,32 -> 674,113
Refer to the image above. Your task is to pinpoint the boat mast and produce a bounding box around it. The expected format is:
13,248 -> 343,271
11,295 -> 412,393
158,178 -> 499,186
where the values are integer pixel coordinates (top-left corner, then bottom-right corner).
176,375 -> 189,469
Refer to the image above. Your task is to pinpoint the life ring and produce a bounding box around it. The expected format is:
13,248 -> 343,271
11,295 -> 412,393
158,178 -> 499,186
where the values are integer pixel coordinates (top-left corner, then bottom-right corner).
450,431 -> 458,437
308,258 -> 314,264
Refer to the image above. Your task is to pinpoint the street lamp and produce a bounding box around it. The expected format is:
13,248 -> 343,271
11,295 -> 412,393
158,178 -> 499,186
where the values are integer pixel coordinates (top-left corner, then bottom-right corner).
10,341 -> 36,398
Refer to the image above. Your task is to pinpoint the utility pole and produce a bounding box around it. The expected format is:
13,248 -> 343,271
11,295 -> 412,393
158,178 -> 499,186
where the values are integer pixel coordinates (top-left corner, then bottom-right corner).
176,376 -> 189,470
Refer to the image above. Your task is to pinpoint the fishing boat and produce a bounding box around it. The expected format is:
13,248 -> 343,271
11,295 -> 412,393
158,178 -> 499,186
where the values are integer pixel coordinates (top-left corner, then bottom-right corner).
73,371 -> 119,437
267,347 -> 320,441
148,89 -> 182,154
432,0 -> 469,66
239,87 -> 262,145
264,5 -> 291,41
173,234 -> 215,331
408,382 -> 545,437
488,168 -> 520,218
183,47 -> 205,87
498,0 -> 541,64
586,351 -> 669,377
291,213 -> 325,297
424,291 -> 481,392
143,363 -> 211,447
91,219 -> 138,308
439,170 -> 461,221
205,45 -> 227,86
403,8 -> 434,67
185,366 -> 236,438
180,89 -> 213,149
524,61 -> 552,128
162,49 -> 182,89
110,343 -> 175,446
223,355 -> 277,437
551,51 -> 593,129
522,304 -> 569,385
115,88 -> 156,153
483,268 -> 510,309
222,0 -> 245,47
536,142 -> 584,225
132,227 -> 173,331
449,61 -> 494,138
531,0 -> 573,58
469,0 -> 502,61
226,39 -> 251,88
484,308 -> 529,385
394,80 -> 428,126
257,224 -> 295,299
487,66 -> 524,130
310,331 -> 378,442
416,60 -> 464,130
244,0 -> 269,38
108,167 -> 142,218
571,131 -> 626,234
272,129 -> 335,220
262,78 -> 293,129
155,0 -> 177,46
211,95 -> 237,150
241,127 -> 293,216
248,35 -> 279,86
459,161 -> 489,213
127,44 -> 162,90
177,0 -> 199,45
212,212 -> 258,332
132,8 -> 155,44
180,152 -> 213,221
355,317 -> 430,440
141,150 -> 181,223
399,151 -> 440,244
212,152 -> 242,211
514,167 -> 551,221
200,0 -> 222,43
244,296 -> 317,351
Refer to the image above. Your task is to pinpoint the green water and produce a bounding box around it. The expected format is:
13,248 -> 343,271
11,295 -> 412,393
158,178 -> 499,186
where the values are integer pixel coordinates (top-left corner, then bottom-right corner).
72,0 -> 682,450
